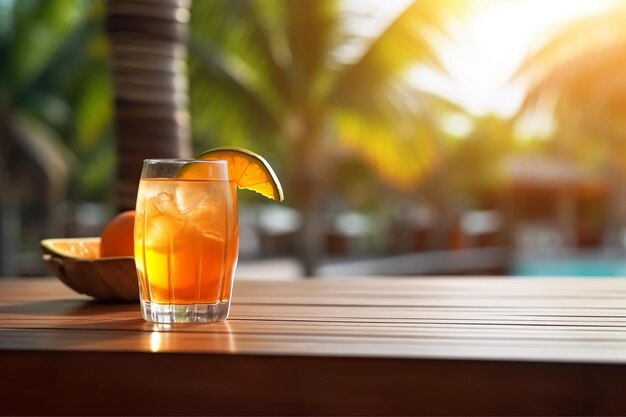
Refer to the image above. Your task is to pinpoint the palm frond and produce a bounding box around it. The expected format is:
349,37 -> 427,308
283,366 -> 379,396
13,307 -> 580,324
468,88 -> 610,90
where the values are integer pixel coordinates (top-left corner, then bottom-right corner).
189,40 -> 282,149
330,0 -> 464,106
11,113 -> 77,193
282,0 -> 340,103
7,0 -> 91,95
191,0 -> 290,114
189,0 -> 463,191
517,3 -> 626,79
333,106 -> 440,191
517,1 -> 626,124
521,40 -> 626,112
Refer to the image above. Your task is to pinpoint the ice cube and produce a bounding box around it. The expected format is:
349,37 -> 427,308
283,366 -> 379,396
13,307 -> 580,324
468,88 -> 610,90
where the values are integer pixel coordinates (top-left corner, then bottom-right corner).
144,213 -> 187,251
139,180 -> 170,200
151,192 -> 182,219
184,200 -> 214,219
136,181 -> 161,211
191,202 -> 227,239
176,183 -> 209,214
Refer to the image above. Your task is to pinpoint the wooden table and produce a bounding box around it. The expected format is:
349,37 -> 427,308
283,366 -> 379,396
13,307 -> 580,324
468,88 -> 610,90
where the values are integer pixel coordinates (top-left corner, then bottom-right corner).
2,277 -> 626,416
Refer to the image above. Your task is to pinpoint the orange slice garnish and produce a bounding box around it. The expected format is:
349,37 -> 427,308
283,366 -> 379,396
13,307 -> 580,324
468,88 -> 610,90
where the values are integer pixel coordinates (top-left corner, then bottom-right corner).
195,147 -> 284,201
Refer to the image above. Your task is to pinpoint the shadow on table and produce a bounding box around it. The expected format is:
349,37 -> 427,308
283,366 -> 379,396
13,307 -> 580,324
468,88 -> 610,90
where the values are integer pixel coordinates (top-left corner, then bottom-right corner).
0,298 -> 138,317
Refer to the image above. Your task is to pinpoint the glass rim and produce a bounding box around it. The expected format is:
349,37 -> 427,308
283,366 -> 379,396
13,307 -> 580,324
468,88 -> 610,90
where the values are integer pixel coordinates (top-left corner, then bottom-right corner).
143,158 -> 227,165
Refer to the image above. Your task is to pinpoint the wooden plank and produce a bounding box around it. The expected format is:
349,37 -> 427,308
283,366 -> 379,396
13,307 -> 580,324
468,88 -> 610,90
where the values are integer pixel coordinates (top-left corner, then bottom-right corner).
3,314 -> 626,340
5,277 -> 626,299
2,278 -> 626,363
4,300 -> 626,329
4,326 -> 626,362
3,318 -> 626,362
5,278 -> 626,306
4,312 -> 626,327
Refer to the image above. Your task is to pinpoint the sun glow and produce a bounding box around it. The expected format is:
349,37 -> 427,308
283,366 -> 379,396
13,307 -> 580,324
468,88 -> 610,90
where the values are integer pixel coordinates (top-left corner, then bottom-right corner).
410,0 -> 621,118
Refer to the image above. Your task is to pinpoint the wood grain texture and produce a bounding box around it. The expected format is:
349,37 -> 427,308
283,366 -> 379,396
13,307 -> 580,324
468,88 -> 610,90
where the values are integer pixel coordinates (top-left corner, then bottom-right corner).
2,276 -> 626,415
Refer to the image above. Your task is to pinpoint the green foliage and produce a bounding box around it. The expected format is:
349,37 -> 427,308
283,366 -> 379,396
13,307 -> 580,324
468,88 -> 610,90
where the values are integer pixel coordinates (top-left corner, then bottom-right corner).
447,115 -> 517,200
8,0 -> 90,96
189,0 -> 467,195
75,64 -> 112,152
77,139 -> 115,200
0,0 -> 113,202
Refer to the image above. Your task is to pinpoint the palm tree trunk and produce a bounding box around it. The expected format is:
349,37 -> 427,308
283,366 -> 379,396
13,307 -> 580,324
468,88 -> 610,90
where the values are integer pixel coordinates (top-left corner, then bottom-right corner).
425,142 -> 455,251
289,111 -> 327,277
106,0 -> 192,211
293,173 -> 325,277
0,120 -> 19,276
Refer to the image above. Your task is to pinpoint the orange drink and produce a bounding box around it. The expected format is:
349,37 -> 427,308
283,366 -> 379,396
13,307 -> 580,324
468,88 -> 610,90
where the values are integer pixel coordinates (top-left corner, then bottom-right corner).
134,159 -> 238,323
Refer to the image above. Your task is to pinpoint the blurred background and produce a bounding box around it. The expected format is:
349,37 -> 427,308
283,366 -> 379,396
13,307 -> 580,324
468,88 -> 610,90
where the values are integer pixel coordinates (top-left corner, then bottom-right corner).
2,0 -> 626,279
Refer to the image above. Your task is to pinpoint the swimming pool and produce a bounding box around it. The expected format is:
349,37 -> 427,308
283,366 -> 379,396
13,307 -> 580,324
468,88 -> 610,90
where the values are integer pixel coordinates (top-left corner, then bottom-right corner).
514,256 -> 626,277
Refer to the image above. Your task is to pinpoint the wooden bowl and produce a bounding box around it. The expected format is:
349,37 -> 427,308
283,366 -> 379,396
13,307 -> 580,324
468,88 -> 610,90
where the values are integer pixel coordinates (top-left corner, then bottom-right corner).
41,238 -> 139,302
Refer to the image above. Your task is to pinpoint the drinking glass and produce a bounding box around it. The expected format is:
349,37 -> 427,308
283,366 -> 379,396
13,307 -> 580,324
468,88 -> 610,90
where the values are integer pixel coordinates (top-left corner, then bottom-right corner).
134,159 -> 239,323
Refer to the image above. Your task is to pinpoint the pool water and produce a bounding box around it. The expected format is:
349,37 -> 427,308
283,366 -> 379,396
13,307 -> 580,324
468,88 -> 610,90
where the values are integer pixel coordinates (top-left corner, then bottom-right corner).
514,258 -> 626,277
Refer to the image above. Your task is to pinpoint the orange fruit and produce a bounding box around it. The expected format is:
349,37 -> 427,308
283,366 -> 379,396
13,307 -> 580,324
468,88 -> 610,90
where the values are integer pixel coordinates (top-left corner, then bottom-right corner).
100,210 -> 136,258
194,147 -> 284,201
41,237 -> 101,260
